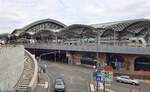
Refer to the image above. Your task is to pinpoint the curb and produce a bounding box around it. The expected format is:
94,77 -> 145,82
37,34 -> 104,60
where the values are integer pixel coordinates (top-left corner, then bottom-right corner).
45,73 -> 51,92
139,79 -> 150,84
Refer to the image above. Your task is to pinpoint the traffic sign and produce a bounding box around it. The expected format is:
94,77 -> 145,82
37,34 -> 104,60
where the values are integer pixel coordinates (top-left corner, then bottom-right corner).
103,71 -> 113,82
96,76 -> 104,81
104,66 -> 113,72
103,66 -> 113,82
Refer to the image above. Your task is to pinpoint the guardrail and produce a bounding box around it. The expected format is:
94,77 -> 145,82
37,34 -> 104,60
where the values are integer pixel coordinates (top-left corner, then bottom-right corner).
25,50 -> 38,92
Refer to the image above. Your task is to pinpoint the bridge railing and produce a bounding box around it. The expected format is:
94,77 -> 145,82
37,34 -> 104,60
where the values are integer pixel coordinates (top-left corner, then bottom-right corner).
22,42 -> 150,55
15,40 -> 147,47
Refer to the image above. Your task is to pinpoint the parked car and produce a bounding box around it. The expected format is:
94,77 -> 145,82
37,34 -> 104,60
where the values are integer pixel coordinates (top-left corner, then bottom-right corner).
54,78 -> 65,92
116,75 -> 139,85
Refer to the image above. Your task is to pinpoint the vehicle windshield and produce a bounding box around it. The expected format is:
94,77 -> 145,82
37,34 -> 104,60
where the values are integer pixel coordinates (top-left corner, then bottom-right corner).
56,79 -> 64,85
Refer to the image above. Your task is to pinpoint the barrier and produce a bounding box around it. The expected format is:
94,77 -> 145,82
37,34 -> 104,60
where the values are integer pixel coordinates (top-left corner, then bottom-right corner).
14,47 -> 38,92
25,50 -> 38,92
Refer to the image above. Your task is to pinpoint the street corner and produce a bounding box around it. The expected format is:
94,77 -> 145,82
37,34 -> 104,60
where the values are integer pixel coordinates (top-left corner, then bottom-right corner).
34,72 -> 50,92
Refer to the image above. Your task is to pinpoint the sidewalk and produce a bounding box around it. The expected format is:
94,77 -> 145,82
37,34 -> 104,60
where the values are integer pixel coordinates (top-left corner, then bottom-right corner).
138,79 -> 150,84
33,72 -> 50,92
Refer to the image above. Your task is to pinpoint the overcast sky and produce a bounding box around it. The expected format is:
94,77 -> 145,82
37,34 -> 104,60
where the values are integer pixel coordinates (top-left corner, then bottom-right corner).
0,0 -> 150,34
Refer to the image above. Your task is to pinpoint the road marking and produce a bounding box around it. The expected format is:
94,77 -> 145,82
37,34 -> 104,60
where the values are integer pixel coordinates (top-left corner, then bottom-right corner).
105,89 -> 114,92
44,82 -> 48,88
37,84 -> 45,86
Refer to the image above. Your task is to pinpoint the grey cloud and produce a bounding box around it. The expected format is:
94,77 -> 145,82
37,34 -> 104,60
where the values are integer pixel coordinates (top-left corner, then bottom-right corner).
0,0 -> 150,33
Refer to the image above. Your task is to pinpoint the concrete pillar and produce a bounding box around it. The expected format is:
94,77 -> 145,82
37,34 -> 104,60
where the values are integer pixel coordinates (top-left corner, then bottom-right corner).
72,52 -> 81,65
98,53 -> 107,66
123,55 -> 137,72
66,52 -> 73,64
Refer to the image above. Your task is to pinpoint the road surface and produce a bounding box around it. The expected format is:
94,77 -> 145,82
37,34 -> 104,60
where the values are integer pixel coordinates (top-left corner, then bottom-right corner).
39,60 -> 150,92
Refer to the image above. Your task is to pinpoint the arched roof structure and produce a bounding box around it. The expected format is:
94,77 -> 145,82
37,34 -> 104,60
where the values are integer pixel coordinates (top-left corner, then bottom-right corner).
91,19 -> 150,39
11,18 -> 150,42
32,30 -> 55,40
58,24 -> 96,39
12,19 -> 67,36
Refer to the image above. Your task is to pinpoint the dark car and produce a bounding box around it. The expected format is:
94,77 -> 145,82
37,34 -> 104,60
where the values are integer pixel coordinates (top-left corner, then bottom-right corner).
54,78 -> 65,92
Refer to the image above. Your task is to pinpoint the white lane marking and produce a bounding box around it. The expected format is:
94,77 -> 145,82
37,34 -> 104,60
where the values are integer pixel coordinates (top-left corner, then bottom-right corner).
38,84 -> 45,86
105,89 -> 114,92
90,83 -> 95,92
44,82 -> 48,88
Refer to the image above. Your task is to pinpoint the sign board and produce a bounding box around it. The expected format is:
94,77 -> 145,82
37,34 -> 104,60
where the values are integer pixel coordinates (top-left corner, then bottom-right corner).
104,66 -> 113,72
96,76 -> 104,81
0,90 -> 14,92
102,66 -> 113,82
104,71 -> 113,82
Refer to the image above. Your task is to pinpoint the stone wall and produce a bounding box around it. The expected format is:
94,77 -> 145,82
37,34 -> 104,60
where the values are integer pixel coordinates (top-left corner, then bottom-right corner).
0,45 -> 24,90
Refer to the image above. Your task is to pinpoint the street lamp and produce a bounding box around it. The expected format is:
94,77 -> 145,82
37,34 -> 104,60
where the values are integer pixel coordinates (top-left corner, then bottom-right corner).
39,51 -> 59,62
113,29 -> 116,46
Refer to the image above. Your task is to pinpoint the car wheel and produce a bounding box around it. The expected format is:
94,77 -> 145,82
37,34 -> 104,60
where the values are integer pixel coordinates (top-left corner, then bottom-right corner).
119,80 -> 122,83
132,82 -> 136,85
116,80 -> 119,82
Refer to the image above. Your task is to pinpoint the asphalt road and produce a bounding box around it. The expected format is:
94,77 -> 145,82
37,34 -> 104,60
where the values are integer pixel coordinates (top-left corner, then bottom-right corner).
38,60 -> 150,92
39,60 -> 93,92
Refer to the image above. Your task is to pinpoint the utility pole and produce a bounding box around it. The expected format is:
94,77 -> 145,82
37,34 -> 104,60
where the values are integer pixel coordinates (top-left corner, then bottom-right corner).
113,30 -> 116,46
96,30 -> 99,92
103,77 -> 106,92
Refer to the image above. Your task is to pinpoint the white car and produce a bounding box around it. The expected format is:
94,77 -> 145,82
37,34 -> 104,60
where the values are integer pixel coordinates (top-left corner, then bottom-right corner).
116,75 -> 139,85
54,78 -> 65,92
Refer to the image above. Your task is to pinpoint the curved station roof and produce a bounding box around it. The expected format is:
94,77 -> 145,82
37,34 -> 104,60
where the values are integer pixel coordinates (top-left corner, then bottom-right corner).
12,18 -> 150,41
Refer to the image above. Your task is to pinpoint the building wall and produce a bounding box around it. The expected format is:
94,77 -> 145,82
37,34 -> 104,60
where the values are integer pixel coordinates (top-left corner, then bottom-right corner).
70,51 -> 150,71
0,45 -> 24,90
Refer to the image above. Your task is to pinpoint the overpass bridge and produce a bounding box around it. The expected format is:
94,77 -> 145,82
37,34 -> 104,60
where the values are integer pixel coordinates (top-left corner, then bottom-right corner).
24,43 -> 150,55
23,42 -> 150,78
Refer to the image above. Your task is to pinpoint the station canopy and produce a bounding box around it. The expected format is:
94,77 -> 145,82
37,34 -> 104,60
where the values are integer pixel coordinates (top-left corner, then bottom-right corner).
11,19 -> 150,41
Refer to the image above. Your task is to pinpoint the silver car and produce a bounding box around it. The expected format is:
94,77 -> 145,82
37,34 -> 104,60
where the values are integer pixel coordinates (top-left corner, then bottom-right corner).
54,78 -> 65,92
116,75 -> 139,85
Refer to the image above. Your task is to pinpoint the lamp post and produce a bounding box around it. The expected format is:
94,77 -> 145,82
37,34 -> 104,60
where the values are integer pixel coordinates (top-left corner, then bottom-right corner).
96,30 -> 99,92
39,51 -> 58,63
113,29 -> 116,46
